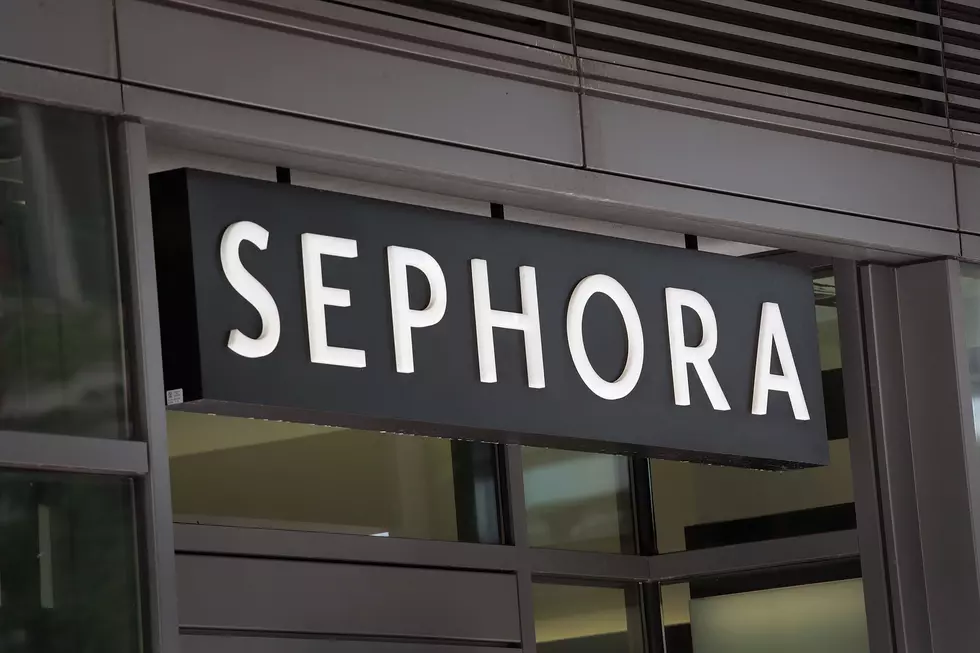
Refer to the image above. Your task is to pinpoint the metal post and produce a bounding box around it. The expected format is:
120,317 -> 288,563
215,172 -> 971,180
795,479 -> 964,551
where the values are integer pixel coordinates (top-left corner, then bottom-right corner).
504,443 -> 537,653
834,260 -> 896,653
892,259 -> 980,652
112,119 -> 180,653
856,264 -> 931,653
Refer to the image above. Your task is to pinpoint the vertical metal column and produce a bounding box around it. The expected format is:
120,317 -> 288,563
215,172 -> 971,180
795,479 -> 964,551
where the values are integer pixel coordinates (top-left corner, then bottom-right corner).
893,260 -> 980,653
113,119 -> 180,653
852,259 -> 980,653
855,264 -> 931,653
835,260 -> 895,653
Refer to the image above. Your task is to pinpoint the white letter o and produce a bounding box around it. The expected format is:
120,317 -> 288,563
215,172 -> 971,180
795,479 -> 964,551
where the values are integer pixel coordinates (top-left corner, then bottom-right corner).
566,275 -> 644,400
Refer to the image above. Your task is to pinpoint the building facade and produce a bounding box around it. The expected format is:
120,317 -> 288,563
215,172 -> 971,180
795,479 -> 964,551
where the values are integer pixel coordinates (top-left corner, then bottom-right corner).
2,1 -> 980,652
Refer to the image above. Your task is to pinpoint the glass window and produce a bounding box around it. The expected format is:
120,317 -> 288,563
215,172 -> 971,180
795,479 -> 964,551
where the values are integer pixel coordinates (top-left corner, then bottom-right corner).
662,567 -> 870,652
0,471 -> 140,652
523,446 -> 635,554
960,265 -> 980,441
168,412 -> 501,543
652,274 -> 854,552
0,99 -> 129,439
532,582 -> 642,653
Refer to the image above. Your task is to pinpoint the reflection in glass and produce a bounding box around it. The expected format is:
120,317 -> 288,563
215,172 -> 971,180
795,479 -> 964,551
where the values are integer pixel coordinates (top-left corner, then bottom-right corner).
652,274 -> 854,552
0,99 -> 128,439
662,572 -> 870,652
168,412 -> 501,543
959,266 -> 980,442
0,472 -> 141,653
533,582 -> 640,653
523,446 -> 634,554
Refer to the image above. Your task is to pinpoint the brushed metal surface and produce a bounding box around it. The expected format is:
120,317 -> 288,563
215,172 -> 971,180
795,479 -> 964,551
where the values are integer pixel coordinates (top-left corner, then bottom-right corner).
176,554 -> 521,642
116,0 -> 582,164
0,0 -> 116,76
582,95 -> 957,228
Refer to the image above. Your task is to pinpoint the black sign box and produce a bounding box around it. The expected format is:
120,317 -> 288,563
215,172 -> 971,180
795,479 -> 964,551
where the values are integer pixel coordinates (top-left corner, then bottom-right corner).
151,169 -> 829,469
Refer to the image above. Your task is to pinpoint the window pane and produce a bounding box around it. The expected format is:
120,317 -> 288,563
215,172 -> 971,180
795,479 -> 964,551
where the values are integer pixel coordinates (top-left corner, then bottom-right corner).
960,265 -> 980,442
0,99 -> 129,439
168,412 -> 501,543
523,446 -> 634,554
662,571 -> 870,652
0,471 -> 140,652
533,582 -> 640,653
652,274 -> 852,552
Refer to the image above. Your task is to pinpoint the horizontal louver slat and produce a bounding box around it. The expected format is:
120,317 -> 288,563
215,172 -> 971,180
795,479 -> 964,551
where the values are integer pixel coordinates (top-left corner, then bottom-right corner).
324,0 -> 980,137
335,0 -> 572,49
573,0 -> 944,123
576,18 -> 942,101
944,1 -> 980,130
575,0 -> 940,74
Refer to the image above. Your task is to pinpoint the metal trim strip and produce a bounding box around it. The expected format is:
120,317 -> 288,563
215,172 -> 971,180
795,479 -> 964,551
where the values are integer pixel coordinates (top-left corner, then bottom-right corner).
173,523 -> 864,584
648,530 -> 861,581
529,548 -> 651,581
180,635 -> 521,653
0,57 -> 122,114
0,431 -> 148,475
174,523 -> 521,570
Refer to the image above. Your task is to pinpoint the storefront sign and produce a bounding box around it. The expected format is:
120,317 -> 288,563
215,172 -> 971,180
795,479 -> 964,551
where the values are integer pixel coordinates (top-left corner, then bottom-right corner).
151,170 -> 828,468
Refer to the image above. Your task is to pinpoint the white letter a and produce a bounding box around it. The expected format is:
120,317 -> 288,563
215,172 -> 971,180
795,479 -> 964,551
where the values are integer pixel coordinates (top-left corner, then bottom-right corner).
751,302 -> 810,421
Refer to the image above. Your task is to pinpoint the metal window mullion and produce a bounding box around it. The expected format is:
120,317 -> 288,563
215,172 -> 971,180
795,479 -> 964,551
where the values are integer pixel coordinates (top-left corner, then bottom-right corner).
648,530 -> 861,582
835,259 -> 897,653
641,582 -> 666,653
112,119 -> 180,653
894,260 -> 980,651
857,264 -> 932,653
0,431 -> 148,475
504,444 -> 536,653
631,453 -> 661,653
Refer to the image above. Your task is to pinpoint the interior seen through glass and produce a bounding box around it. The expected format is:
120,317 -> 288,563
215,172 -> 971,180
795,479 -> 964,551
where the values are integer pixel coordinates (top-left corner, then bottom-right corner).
958,266 -> 980,444
652,274 -> 853,553
532,582 -> 638,653
523,446 -> 635,554
0,471 -> 141,653
0,99 -> 129,439
662,574 -> 870,653
167,412 -> 500,543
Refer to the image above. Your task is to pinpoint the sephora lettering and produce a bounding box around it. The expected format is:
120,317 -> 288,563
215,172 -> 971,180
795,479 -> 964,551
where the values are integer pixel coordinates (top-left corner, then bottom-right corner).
220,221 -> 808,421
151,169 -> 828,468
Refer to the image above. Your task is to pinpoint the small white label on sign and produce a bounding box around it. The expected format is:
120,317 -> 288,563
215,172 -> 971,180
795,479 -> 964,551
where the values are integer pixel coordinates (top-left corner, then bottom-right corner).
166,389 -> 184,406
